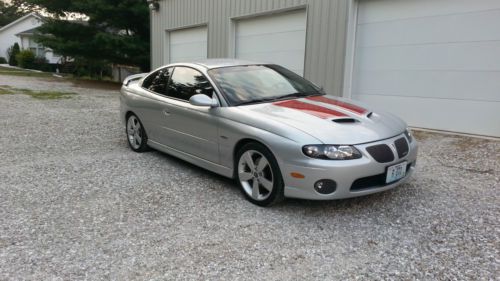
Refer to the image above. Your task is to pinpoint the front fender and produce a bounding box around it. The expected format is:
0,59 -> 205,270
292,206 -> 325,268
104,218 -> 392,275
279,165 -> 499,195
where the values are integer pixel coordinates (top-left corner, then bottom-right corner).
217,117 -> 317,176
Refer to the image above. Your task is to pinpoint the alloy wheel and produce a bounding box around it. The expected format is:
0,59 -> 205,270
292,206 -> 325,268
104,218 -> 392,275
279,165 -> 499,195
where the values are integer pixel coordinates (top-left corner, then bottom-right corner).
238,150 -> 274,201
127,115 -> 143,149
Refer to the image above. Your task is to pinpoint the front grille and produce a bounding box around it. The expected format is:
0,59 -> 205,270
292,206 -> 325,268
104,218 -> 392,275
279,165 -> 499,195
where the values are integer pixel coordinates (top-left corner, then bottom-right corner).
350,173 -> 386,191
394,137 -> 409,158
366,144 -> 394,163
351,163 -> 412,191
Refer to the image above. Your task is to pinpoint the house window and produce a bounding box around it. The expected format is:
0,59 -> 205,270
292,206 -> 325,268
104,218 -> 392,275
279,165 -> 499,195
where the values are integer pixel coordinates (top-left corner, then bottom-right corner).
28,38 -> 45,57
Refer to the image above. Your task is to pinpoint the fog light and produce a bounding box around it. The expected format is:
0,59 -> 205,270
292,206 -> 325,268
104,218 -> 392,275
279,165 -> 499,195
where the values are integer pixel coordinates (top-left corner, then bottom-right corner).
314,179 -> 337,194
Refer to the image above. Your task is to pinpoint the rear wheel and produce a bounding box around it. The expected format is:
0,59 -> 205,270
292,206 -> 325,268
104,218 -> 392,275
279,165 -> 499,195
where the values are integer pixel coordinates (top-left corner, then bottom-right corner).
126,114 -> 149,152
236,142 -> 284,206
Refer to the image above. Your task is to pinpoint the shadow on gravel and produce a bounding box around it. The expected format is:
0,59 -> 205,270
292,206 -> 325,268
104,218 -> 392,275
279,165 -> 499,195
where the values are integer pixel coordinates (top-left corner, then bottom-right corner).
146,148 -> 237,186
279,189 -> 402,213
141,145 -> 407,215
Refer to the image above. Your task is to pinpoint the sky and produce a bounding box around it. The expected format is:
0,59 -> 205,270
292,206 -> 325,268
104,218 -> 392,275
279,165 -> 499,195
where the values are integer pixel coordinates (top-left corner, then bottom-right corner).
1,0 -> 88,20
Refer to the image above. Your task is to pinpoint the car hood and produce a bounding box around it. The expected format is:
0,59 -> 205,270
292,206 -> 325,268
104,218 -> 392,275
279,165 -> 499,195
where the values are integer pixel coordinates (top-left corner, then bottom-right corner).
237,96 -> 407,144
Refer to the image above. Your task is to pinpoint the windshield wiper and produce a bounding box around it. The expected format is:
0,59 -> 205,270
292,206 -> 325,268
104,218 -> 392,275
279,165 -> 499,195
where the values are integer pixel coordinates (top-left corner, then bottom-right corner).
274,92 -> 325,101
276,92 -> 311,100
236,97 -> 278,106
236,92 -> 324,106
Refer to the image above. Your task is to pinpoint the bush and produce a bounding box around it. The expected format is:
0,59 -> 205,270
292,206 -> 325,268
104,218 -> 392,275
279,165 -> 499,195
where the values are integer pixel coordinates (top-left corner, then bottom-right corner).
16,50 -> 36,69
72,58 -> 112,79
33,56 -> 50,71
7,43 -> 20,66
0,57 -> 7,64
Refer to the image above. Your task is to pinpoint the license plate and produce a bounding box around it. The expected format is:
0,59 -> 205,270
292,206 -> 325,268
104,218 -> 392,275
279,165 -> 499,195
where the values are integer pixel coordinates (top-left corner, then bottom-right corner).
386,162 -> 407,184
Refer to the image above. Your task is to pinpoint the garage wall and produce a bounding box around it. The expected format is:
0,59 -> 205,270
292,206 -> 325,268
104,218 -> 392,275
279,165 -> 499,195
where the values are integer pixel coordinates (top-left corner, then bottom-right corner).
150,0 -> 349,97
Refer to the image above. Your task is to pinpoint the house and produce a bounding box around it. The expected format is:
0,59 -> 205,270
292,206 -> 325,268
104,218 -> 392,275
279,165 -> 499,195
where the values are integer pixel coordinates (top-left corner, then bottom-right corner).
15,27 -> 61,64
149,0 -> 500,138
0,13 -> 61,65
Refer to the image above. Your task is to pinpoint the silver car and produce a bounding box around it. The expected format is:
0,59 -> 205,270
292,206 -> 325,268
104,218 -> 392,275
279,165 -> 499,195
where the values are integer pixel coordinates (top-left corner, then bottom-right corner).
120,59 -> 417,206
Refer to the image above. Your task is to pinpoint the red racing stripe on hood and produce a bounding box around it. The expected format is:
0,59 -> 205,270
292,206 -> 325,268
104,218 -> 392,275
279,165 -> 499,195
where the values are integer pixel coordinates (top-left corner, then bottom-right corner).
306,96 -> 368,115
274,100 -> 347,119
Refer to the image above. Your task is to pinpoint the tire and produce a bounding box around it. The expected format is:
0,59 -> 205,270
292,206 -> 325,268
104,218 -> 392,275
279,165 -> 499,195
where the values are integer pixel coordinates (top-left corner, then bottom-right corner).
236,142 -> 284,206
126,114 -> 149,152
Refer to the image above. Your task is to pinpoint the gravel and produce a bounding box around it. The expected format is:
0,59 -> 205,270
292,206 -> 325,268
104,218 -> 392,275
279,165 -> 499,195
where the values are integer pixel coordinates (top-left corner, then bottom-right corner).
0,75 -> 499,280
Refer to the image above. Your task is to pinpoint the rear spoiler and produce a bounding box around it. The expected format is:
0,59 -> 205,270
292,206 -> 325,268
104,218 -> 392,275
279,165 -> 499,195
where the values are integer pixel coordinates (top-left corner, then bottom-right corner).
123,73 -> 147,86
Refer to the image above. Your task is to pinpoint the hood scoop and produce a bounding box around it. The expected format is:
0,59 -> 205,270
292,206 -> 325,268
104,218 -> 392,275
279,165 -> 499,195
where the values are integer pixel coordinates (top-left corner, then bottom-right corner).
332,118 -> 359,124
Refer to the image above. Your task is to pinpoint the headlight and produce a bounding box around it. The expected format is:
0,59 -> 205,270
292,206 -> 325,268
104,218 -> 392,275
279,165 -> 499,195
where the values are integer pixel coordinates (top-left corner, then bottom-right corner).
302,145 -> 362,160
404,128 -> 413,142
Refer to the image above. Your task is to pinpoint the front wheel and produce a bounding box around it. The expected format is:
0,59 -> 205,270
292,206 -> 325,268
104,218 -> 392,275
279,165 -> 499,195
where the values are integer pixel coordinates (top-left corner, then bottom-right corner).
126,114 -> 149,152
236,142 -> 284,206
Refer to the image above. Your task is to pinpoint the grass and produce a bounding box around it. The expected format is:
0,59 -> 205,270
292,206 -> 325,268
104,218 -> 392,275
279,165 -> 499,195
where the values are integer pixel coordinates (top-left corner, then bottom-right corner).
70,78 -> 122,90
0,88 -> 14,95
0,66 -> 54,77
0,70 -> 53,77
24,91 -> 76,100
0,66 -> 18,71
1,66 -> 123,88
0,85 -> 76,100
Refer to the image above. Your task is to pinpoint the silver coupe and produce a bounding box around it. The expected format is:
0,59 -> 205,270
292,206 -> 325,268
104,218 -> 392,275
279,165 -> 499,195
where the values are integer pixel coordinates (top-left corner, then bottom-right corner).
120,59 -> 418,206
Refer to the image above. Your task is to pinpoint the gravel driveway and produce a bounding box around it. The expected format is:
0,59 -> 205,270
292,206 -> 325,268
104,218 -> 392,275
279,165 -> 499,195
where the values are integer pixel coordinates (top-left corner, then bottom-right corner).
0,75 -> 499,280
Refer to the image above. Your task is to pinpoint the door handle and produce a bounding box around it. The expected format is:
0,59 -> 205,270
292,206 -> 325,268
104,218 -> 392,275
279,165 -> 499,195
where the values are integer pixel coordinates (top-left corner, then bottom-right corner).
163,109 -> 171,116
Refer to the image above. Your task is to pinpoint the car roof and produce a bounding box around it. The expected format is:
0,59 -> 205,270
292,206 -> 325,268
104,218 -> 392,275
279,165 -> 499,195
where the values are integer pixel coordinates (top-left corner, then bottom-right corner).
189,58 -> 266,69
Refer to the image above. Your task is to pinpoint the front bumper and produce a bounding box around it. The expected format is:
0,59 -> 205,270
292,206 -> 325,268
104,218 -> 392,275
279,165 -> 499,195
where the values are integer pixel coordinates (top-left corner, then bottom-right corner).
281,134 -> 418,200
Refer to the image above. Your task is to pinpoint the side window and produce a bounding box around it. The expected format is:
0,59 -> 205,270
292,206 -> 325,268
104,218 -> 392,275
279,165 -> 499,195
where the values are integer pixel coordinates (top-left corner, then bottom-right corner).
142,67 -> 172,95
167,67 -> 213,101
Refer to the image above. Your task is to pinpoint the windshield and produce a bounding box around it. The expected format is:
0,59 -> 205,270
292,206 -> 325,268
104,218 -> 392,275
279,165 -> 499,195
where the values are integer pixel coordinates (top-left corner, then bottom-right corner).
208,64 -> 323,106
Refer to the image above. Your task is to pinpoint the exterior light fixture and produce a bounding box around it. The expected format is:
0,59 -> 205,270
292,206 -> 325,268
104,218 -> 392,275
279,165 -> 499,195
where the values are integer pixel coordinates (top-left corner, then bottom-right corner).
147,0 -> 159,11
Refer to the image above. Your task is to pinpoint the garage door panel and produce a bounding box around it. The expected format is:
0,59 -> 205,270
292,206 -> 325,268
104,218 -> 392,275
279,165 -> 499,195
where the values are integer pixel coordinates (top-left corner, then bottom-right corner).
236,50 -> 305,74
168,26 -> 207,64
236,31 -> 306,53
353,0 -> 500,137
170,27 -> 207,44
169,55 -> 206,63
352,94 -> 500,137
357,0 -> 500,24
356,41 -> 500,71
235,10 -> 306,75
170,43 -> 207,62
357,9 -> 500,47
236,12 -> 306,36
354,70 -> 500,102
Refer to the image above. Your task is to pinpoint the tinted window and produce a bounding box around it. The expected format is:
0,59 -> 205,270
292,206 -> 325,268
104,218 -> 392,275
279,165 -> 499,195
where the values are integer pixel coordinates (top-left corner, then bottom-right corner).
167,67 -> 213,101
208,65 -> 321,106
142,68 -> 172,95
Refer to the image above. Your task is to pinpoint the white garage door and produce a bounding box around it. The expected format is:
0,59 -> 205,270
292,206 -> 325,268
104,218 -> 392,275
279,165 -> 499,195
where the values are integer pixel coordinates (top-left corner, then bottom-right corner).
351,0 -> 500,137
235,10 -> 307,75
168,26 -> 207,63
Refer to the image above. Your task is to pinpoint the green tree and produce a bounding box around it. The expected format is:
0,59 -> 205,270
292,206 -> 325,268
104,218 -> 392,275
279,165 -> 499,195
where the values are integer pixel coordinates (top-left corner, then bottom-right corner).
24,0 -> 150,71
7,43 -> 20,66
0,1 -> 27,27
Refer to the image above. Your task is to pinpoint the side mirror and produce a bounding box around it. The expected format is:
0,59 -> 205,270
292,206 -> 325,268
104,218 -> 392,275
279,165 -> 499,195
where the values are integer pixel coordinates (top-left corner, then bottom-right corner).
189,94 -> 218,107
